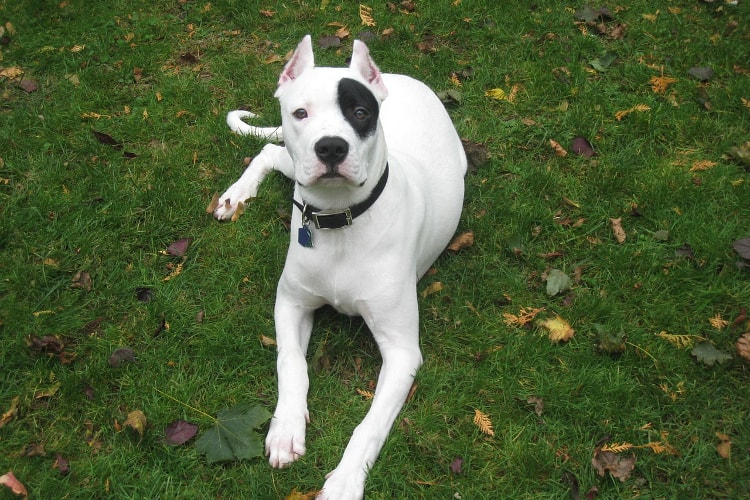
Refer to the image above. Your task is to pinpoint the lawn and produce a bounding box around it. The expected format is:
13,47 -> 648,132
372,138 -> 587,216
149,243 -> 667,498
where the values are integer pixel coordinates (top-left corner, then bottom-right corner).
1,0 -> 749,498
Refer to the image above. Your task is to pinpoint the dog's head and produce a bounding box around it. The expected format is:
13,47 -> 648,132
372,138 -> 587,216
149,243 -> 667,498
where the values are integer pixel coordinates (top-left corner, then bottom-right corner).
274,35 -> 389,201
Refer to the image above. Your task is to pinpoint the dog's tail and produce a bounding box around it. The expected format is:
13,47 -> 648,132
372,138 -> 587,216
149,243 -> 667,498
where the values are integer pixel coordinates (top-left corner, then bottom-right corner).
226,110 -> 283,143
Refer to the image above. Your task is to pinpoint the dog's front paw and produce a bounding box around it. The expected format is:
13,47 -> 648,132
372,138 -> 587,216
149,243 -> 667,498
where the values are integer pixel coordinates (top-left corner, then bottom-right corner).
265,412 -> 308,468
212,183 -> 254,221
317,467 -> 366,500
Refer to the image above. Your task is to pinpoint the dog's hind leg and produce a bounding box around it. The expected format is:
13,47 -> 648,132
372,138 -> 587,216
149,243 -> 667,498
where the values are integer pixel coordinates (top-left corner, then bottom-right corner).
213,144 -> 293,221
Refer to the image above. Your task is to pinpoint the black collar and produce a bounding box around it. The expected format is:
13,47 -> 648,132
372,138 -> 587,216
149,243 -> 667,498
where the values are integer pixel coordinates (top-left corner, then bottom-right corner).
292,164 -> 389,229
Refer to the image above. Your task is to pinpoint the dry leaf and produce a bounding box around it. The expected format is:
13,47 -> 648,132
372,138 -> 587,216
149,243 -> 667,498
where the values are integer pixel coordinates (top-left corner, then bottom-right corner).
359,4 -> 376,27
356,388 -> 374,400
716,432 -> 731,459
690,160 -> 718,172
539,315 -> 575,343
260,334 -> 276,347
0,397 -> 19,428
473,409 -> 495,436
0,471 -> 28,499
592,448 -> 636,482
503,307 -> 545,327
549,139 -> 568,157
421,281 -> 443,298
657,331 -> 702,349
285,488 -> 322,500
650,75 -> 677,94
231,201 -> 245,222
708,313 -> 728,330
447,231 -> 474,252
206,192 -> 220,213
124,410 -> 147,437
615,103 -> 651,121
736,333 -> 750,361
601,442 -> 634,453
610,217 -> 626,243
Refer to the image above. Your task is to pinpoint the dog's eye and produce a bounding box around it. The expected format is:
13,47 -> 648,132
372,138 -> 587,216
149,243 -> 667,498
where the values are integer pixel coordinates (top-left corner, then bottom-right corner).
353,107 -> 369,120
293,108 -> 308,119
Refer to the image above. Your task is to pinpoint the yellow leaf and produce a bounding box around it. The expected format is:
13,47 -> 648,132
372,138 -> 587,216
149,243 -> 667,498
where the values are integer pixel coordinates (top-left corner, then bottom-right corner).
615,104 -> 651,121
0,66 -> 23,79
124,410 -> 147,437
421,281 -> 443,298
285,487 -> 322,500
447,230 -> 474,252
539,315 -> 575,343
742,97 -> 750,109
473,409 -> 495,436
716,432 -> 731,459
206,193 -> 220,214
259,334 -> 276,347
359,4 -> 376,27
485,88 -> 507,101
70,44 -> 85,53
0,396 -> 20,428
230,201 -> 245,222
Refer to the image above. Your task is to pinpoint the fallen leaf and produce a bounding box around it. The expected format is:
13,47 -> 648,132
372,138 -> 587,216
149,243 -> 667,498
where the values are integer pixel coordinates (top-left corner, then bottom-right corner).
53,454 -> 70,475
688,66 -> 714,82
650,75 -> 677,94
259,334 -> 276,347
230,201 -> 245,222
206,193 -> 220,213
447,231 -> 474,252
71,270 -> 92,290
19,443 -> 45,458
359,4 -> 376,27
615,104 -> 651,121
27,335 -> 65,354
461,139 -> 489,171
0,397 -> 19,428
709,313 -> 728,330
473,409 -> 495,436
540,315 -> 575,343
527,396 -> 544,416
124,410 -> 147,437
503,306 -> 545,327
691,341 -> 731,366
34,382 -> 61,399
733,237 -> 750,260
589,51 -> 618,72
164,420 -> 199,446
167,238 -> 191,257
318,35 -> 341,49
356,388 -> 375,400
421,281 -> 443,298
196,404 -> 271,463
135,287 -> 153,303
549,139 -> 568,157
571,136 -> 596,157
108,347 -> 136,368
592,448 -> 635,482
92,130 -> 122,148
0,471 -> 28,499
716,432 -> 731,459
485,88 -> 508,101
285,488 -> 322,500
735,333 -> 750,361
595,325 -> 627,355
610,218 -> 626,243
726,141 -> 750,169
690,160 -> 717,172
450,456 -> 463,474
0,66 -> 24,79
546,269 -> 571,296
17,79 -> 37,93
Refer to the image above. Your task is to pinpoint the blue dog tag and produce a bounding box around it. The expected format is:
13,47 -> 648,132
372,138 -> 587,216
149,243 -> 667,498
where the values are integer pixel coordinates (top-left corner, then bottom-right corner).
298,225 -> 313,248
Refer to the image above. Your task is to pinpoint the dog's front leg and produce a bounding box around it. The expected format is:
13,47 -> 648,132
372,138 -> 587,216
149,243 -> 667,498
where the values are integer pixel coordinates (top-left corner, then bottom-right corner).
319,303 -> 423,500
265,283 -> 318,468
213,143 -> 293,221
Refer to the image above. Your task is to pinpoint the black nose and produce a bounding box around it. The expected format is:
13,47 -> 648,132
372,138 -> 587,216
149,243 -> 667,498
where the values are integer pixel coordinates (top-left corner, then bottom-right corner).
314,136 -> 349,166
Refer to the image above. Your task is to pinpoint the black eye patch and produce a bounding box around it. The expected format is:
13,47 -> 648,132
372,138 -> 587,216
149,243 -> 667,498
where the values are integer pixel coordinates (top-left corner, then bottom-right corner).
337,78 -> 379,138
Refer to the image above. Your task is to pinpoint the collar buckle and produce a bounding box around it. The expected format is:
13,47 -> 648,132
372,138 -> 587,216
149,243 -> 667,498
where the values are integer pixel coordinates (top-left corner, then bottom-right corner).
308,207 -> 353,229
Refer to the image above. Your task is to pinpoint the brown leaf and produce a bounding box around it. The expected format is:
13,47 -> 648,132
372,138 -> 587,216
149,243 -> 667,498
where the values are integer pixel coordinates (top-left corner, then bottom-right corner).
716,432 -> 731,459
108,347 -> 136,367
571,136 -> 596,157
285,488 -> 322,500
92,130 -> 122,149
592,448 -> 636,482
447,230 -> 474,252
19,443 -> 45,458
527,396 -> 544,416
549,139 -> 568,157
17,79 -> 37,93
0,471 -> 28,499
0,397 -> 19,428
166,238 -> 191,257
610,217 -> 626,243
71,270 -> 92,290
260,334 -> 277,347
736,333 -> 750,361
53,454 -> 70,475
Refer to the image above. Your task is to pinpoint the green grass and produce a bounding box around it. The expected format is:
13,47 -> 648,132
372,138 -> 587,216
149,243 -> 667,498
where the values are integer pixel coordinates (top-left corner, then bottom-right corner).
1,0 -> 749,498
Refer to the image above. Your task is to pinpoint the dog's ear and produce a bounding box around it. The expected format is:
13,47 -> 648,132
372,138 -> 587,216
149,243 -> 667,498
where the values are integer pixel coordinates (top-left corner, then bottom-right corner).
350,40 -> 388,101
277,35 -> 315,87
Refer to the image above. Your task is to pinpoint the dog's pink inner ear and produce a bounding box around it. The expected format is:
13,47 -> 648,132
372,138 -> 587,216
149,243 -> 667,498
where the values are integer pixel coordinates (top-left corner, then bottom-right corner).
278,35 -> 315,86
350,40 -> 388,101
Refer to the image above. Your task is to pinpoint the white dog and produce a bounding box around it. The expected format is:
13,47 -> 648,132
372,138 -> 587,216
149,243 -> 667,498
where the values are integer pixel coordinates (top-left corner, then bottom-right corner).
214,35 -> 466,499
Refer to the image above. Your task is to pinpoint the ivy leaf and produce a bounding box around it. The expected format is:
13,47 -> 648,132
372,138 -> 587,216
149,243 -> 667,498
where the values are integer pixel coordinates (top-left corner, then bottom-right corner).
691,341 -> 731,366
589,51 -> 617,72
196,404 -> 271,463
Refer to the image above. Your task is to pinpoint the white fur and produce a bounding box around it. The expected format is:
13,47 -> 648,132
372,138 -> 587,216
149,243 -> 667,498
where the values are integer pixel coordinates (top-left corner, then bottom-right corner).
214,35 -> 466,499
